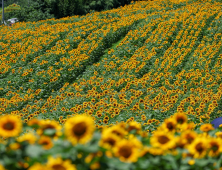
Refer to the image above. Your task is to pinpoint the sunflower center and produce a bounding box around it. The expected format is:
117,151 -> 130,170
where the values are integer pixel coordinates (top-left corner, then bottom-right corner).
3,122 -> 15,130
177,117 -> 185,124
158,135 -> 170,144
212,144 -> 219,152
41,141 -> 50,146
128,126 -> 137,132
72,122 -> 87,137
166,123 -> 175,130
195,143 -> 204,153
186,135 -> 194,144
105,138 -> 116,146
112,130 -> 122,137
119,145 -> 132,158
51,164 -> 66,170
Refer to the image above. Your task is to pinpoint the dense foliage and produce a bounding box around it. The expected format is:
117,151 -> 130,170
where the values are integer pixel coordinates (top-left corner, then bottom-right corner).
0,0 -> 222,169
1,0 -> 133,22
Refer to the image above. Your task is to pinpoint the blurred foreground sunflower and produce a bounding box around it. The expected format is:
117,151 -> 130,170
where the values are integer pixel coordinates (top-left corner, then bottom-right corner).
0,114 -> 22,138
38,136 -> 54,150
0,164 -> 6,170
159,117 -> 177,133
173,112 -> 187,125
99,131 -> 120,149
200,123 -> 214,132
113,137 -> 142,163
17,132 -> 37,144
187,137 -> 209,158
178,130 -> 197,148
28,163 -> 47,170
64,114 -> 95,145
208,137 -> 222,157
46,157 -> 76,170
150,130 -> 176,150
37,119 -> 62,138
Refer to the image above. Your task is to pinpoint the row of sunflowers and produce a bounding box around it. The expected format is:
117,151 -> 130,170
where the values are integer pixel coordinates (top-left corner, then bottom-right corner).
1,113 -> 222,170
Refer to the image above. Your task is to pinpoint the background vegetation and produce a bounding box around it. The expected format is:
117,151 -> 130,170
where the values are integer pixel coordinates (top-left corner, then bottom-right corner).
1,0 -> 133,22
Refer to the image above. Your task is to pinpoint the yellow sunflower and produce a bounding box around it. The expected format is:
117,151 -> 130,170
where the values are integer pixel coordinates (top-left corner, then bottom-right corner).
200,123 -> 214,132
215,132 -> 222,139
113,137 -> 142,163
9,142 -> 20,150
17,132 -> 37,144
0,114 -> 22,138
178,130 -> 197,148
46,157 -> 76,170
38,136 -> 54,150
108,124 -> 127,138
150,130 -> 176,150
187,137 -> 209,158
177,122 -> 194,132
90,162 -> 100,170
37,119 -> 62,138
159,118 -> 177,133
208,137 -> 222,157
0,164 -> 6,170
28,163 -> 47,170
127,121 -> 141,134
173,112 -> 187,125
27,118 -> 41,128
141,146 -> 164,156
99,132 -> 120,149
64,114 -> 95,145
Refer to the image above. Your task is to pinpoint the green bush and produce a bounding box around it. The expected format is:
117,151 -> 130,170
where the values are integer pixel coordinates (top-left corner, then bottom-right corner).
12,0 -> 54,22
52,0 -> 132,19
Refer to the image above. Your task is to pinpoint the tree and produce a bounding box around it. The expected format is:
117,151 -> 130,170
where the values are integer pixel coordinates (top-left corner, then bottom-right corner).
12,0 -> 54,22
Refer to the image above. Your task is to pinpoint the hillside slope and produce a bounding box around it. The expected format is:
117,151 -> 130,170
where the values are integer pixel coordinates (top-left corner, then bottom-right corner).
0,0 -> 222,131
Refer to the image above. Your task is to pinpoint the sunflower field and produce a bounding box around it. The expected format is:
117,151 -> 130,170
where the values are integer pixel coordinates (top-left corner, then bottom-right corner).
0,0 -> 222,169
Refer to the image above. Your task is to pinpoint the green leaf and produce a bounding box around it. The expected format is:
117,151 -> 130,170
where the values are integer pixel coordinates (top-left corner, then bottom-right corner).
107,158 -> 132,170
162,155 -> 178,170
43,129 -> 56,136
25,145 -> 43,158
137,158 -> 150,169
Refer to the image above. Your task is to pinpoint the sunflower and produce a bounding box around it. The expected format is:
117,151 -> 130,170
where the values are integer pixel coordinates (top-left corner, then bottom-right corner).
99,132 -> 120,149
215,131 -> 222,139
64,114 -> 95,145
46,157 -> 76,170
173,112 -> 187,125
0,164 -> 6,170
0,114 -> 22,138
37,119 -> 62,138
200,123 -> 214,132
90,162 -> 100,170
208,137 -> 222,157
113,137 -> 142,163
150,130 -> 176,150
187,137 -> 209,158
178,131 -> 197,148
28,163 -> 47,170
108,124 -> 127,138
127,121 -> 141,134
27,118 -> 41,128
159,118 -> 177,133
141,146 -> 164,156
17,132 -> 37,144
9,142 -> 20,150
38,136 -> 54,150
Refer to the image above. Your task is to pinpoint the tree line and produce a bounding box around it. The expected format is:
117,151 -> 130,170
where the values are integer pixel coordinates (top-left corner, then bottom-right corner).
1,0 -> 133,22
